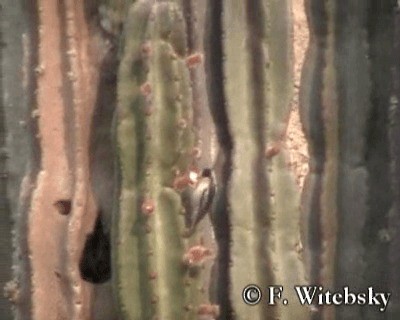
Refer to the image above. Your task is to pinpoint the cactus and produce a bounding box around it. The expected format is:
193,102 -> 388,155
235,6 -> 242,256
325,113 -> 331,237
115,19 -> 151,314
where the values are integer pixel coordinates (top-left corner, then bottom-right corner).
300,1 -> 400,319
1,1 -> 40,318
113,1 -> 214,319
2,0 -> 304,319
204,1 -> 307,319
2,0 -> 113,318
5,0 -> 400,319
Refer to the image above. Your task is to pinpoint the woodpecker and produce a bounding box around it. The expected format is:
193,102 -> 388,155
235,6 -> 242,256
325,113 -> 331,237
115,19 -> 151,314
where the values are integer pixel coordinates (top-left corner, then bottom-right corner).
186,168 -> 216,235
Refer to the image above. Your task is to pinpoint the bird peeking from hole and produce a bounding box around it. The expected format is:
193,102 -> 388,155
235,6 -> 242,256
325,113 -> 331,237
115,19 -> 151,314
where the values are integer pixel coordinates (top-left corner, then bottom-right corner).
79,212 -> 111,284
185,168 -> 216,237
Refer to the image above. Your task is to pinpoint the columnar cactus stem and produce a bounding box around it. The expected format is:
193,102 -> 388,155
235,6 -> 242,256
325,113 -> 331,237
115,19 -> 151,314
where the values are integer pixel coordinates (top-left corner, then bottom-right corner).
1,0 -> 40,318
114,1 -> 212,319
3,0 -> 102,318
301,1 -> 398,319
205,1 -> 307,319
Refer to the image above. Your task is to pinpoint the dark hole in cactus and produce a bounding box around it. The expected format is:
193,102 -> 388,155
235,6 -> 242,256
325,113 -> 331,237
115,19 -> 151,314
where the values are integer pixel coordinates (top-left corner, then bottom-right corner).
53,200 -> 72,215
79,212 -> 111,284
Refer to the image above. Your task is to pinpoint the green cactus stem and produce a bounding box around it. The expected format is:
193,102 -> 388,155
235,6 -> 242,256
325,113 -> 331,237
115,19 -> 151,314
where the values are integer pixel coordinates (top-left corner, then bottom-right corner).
205,1 -> 308,319
113,1 -> 213,319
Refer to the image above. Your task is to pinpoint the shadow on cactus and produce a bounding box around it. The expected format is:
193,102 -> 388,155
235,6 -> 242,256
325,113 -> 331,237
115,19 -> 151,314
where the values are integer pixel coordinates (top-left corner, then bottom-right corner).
79,212 -> 111,284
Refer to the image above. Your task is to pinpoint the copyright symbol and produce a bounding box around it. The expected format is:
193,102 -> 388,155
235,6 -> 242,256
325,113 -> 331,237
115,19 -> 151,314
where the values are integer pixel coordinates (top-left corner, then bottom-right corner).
242,285 -> 262,305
